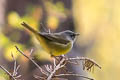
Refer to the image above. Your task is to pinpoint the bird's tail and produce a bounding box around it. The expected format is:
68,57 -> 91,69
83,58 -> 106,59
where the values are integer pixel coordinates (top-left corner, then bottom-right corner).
21,22 -> 38,35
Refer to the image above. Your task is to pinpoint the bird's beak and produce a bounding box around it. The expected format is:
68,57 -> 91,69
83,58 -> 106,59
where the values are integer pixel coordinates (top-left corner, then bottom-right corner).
75,33 -> 80,36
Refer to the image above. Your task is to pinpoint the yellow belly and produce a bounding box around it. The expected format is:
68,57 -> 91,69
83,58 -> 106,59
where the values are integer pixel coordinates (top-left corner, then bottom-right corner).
49,41 -> 73,56
36,35 -> 73,56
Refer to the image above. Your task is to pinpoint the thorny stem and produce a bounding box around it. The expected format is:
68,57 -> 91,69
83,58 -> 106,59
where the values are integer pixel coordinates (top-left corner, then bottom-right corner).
15,46 -> 48,76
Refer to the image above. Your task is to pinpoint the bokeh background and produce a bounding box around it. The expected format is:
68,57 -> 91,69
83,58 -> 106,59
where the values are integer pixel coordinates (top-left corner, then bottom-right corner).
0,0 -> 120,80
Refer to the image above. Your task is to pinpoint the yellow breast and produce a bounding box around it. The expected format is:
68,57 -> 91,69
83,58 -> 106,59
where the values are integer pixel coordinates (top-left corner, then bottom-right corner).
50,41 -> 73,56
36,35 -> 73,56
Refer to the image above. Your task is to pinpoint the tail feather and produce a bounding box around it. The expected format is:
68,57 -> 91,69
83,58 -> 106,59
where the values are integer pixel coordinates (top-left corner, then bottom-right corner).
21,22 -> 38,34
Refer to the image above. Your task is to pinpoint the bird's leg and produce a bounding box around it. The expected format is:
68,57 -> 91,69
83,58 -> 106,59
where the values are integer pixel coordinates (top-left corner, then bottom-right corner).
51,55 -> 66,63
58,55 -> 65,61
51,55 -> 60,62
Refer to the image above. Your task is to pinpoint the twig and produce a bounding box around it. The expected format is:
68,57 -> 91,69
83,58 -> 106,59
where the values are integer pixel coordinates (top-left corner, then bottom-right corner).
11,53 -> 21,79
45,56 -> 98,80
34,75 -> 46,80
14,65 -> 21,77
15,41 -> 101,80
67,57 -> 101,69
0,65 -> 16,80
0,53 -> 21,80
54,74 -> 94,80
11,53 -> 17,76
15,46 -> 48,76
30,48 -> 34,56
47,57 -> 66,80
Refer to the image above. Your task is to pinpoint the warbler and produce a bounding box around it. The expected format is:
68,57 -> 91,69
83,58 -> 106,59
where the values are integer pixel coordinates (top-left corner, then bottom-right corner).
21,22 -> 79,56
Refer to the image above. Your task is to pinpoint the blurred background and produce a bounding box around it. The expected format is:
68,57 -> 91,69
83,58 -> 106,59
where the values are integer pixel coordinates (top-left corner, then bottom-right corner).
0,0 -> 120,80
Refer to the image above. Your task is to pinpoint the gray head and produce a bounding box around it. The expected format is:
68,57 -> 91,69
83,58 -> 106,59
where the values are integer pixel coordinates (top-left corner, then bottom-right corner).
60,30 -> 79,41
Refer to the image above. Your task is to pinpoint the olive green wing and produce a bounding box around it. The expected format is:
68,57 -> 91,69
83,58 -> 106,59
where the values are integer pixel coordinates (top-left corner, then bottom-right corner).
39,33 -> 70,44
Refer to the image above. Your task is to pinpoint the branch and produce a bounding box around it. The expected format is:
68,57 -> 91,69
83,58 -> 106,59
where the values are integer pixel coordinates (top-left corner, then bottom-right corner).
15,46 -> 48,76
11,53 -> 21,79
47,57 -> 66,80
54,74 -> 94,80
0,65 -> 16,80
0,53 -> 21,80
67,57 -> 101,69
46,56 -> 95,80
15,45 -> 101,80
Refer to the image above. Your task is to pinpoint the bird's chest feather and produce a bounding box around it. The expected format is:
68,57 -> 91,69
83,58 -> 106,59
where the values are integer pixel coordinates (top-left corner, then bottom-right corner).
49,42 -> 73,56
36,35 -> 73,56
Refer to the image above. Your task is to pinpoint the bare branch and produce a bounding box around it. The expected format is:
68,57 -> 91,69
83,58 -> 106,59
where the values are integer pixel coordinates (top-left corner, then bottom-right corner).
11,53 -> 17,76
14,65 -> 20,77
15,45 -> 101,80
0,65 -> 16,80
67,57 -> 101,69
0,53 -> 21,80
11,53 -> 21,79
15,45 -> 48,76
30,48 -> 34,56
34,75 -> 46,80
54,74 -> 94,80
47,57 -> 66,80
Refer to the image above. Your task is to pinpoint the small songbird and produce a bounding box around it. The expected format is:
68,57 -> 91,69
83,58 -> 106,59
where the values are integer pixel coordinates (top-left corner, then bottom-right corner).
21,22 -> 79,56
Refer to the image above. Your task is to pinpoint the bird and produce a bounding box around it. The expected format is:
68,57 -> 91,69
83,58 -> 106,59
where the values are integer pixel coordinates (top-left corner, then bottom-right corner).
21,22 -> 79,56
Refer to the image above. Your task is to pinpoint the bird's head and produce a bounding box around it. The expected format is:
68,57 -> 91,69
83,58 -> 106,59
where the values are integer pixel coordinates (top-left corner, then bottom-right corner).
61,30 -> 80,42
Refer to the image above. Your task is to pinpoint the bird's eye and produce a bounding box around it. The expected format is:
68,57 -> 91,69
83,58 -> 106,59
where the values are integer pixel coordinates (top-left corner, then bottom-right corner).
70,34 -> 75,39
71,34 -> 75,37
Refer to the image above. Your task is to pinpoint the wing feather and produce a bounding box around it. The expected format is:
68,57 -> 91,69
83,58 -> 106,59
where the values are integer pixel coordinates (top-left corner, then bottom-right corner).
39,33 -> 70,44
